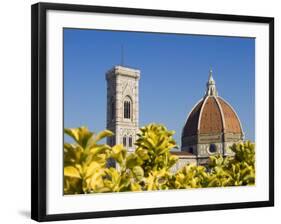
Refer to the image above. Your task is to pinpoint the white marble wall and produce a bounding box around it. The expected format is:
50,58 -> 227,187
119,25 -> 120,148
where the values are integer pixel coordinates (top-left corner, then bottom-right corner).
106,66 -> 140,152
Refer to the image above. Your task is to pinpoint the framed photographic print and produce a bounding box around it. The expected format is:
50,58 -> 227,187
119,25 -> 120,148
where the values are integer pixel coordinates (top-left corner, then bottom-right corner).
31,2 -> 274,222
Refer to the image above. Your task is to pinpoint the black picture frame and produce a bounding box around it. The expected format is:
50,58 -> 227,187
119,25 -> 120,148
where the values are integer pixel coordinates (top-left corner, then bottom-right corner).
31,2 -> 274,222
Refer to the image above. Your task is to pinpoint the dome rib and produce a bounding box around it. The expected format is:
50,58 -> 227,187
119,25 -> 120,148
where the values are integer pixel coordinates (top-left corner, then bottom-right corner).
198,96 -> 223,134
197,96 -> 209,131
214,96 -> 226,132
182,99 -> 204,137
217,97 -> 243,134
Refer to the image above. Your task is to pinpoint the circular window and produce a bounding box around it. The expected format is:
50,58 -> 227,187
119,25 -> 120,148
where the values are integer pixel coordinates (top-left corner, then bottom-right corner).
209,144 -> 217,153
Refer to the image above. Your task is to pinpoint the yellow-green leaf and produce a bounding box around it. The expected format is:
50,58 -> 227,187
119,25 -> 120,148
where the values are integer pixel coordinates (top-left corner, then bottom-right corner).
64,166 -> 81,179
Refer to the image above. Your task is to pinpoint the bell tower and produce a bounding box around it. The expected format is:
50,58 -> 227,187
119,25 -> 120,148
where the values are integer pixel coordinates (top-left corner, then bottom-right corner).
106,65 -> 140,152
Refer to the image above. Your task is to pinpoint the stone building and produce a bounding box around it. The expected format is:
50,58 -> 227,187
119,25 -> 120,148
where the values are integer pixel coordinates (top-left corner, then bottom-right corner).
178,70 -> 244,165
106,65 -> 140,152
106,66 -> 244,169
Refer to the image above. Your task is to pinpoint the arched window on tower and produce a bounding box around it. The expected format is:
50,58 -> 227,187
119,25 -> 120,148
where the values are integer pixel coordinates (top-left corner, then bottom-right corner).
123,96 -> 131,119
129,136 -> 132,147
123,136 -> 127,147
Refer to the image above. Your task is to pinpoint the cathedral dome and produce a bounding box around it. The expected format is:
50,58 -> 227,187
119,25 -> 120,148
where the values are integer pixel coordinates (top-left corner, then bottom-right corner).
182,70 -> 243,138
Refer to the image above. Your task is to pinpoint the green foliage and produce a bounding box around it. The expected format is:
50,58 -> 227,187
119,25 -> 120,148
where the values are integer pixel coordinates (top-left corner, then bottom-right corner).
173,141 -> 255,189
135,124 -> 178,176
174,165 -> 211,188
209,141 -> 255,186
63,124 -> 255,194
63,127 -> 113,194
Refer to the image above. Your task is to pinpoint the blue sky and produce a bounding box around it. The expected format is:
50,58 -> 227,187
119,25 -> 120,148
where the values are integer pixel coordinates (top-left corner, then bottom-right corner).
64,28 -> 255,144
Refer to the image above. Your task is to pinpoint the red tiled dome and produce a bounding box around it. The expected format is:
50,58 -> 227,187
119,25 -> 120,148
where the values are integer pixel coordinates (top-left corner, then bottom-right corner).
182,96 -> 242,137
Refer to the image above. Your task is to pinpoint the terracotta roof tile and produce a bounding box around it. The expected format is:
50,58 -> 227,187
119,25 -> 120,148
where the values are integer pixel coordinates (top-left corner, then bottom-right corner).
218,97 -> 242,133
182,100 -> 203,137
199,97 -> 223,134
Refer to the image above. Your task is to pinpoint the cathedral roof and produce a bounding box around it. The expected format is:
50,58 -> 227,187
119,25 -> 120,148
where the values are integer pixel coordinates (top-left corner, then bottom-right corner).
182,70 -> 243,138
